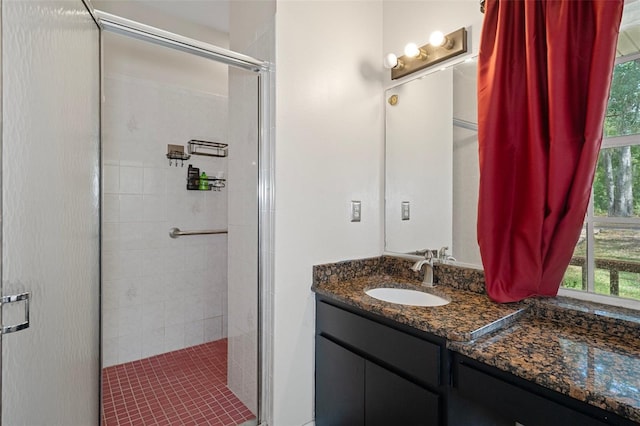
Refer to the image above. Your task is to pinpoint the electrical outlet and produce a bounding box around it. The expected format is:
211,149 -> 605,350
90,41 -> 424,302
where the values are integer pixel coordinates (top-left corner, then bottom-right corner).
401,201 -> 410,220
351,201 -> 361,222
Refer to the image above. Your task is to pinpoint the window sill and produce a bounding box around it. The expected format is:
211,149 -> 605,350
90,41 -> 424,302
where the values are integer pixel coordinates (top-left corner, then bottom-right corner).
558,287 -> 640,311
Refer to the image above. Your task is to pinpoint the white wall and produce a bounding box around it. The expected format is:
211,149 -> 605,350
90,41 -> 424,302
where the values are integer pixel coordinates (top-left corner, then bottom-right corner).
230,0 -> 276,54
100,15 -> 231,366
274,2 -> 384,424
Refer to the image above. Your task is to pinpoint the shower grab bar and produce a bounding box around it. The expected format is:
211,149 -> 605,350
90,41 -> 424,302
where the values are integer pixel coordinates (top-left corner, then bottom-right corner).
169,227 -> 228,238
453,118 -> 478,131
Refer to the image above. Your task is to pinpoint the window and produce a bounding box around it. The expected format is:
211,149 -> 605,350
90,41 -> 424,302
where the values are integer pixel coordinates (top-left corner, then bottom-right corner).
561,7 -> 640,306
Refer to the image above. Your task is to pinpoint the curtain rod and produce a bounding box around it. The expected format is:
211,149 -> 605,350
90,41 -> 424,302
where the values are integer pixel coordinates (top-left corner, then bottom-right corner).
93,10 -> 269,72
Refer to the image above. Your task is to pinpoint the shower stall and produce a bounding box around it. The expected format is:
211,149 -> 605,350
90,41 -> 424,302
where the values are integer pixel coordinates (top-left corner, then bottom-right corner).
97,11 -> 268,426
0,1 -> 272,424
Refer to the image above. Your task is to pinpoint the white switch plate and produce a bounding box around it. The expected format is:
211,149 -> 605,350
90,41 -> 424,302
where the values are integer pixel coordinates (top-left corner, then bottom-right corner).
401,201 -> 410,220
351,200 -> 361,222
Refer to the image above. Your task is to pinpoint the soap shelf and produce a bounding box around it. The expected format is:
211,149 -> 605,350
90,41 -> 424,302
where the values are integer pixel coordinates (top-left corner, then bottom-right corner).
195,177 -> 226,192
188,140 -> 228,158
186,164 -> 226,191
186,178 -> 226,191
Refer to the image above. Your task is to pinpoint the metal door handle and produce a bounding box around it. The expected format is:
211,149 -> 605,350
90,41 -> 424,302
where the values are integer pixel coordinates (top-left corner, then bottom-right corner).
1,292 -> 30,334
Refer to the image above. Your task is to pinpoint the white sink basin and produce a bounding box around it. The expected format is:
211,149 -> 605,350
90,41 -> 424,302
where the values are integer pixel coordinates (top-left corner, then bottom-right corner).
365,288 -> 450,307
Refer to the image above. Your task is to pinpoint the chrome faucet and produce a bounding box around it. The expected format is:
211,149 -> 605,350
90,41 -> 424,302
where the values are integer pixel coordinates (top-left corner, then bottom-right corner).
411,251 -> 435,287
438,246 -> 456,263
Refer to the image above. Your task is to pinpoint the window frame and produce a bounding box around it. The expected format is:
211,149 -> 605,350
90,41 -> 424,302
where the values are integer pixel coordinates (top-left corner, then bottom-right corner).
559,53 -> 640,309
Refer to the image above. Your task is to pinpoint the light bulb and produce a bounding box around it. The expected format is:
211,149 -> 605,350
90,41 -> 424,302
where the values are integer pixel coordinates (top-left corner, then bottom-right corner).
429,31 -> 446,47
429,30 -> 454,49
383,53 -> 404,70
404,43 -> 420,58
384,53 -> 398,69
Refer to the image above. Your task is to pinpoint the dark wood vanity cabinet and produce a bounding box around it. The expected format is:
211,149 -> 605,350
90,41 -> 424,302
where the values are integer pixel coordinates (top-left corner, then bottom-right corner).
452,354 -> 638,426
316,335 -> 440,426
315,297 -> 637,426
315,299 -> 444,426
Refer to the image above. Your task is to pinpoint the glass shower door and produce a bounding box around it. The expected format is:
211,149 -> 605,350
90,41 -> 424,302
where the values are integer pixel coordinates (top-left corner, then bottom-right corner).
1,0 -> 100,424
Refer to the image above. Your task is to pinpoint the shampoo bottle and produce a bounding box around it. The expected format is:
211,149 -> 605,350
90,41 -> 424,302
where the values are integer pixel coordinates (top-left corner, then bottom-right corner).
199,172 -> 208,190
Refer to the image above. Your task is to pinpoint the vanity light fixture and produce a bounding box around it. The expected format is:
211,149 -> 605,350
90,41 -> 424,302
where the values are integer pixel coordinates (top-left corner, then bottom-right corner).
384,27 -> 468,80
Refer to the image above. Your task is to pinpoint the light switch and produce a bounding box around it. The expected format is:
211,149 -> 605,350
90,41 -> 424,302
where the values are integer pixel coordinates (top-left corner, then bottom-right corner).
351,200 -> 361,222
401,201 -> 410,220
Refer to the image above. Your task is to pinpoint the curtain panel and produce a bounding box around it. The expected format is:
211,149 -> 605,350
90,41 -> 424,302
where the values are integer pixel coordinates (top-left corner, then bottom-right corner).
477,0 -> 624,302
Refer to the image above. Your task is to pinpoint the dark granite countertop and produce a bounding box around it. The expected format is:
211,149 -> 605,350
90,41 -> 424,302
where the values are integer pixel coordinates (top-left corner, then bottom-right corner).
312,274 -> 526,342
449,312 -> 640,423
312,255 -> 640,423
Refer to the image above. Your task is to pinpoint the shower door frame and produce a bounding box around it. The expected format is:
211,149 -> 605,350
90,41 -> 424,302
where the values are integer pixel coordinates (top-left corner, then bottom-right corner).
90,8 -> 274,426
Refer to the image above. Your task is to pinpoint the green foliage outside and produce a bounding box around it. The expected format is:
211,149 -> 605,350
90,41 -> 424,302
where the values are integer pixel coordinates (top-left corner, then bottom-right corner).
562,266 -> 640,300
561,229 -> 640,299
594,60 -> 640,217
560,60 -> 640,299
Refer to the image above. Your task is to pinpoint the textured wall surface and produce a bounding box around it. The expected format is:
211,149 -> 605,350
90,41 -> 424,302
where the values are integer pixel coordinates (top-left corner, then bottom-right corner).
2,0 -> 100,423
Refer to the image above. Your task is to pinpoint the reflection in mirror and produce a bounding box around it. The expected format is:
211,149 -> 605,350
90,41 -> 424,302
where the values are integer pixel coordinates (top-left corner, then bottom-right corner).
384,58 -> 483,267
452,60 -> 482,266
385,69 -> 453,254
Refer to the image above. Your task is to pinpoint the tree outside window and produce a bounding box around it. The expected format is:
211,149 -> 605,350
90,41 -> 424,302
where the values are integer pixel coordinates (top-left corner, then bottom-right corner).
562,57 -> 640,301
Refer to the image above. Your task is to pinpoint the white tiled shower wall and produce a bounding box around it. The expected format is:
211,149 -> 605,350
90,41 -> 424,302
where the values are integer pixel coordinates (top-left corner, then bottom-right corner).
227,4 -> 276,414
101,74 -> 229,367
226,63 -> 259,414
226,28 -> 274,416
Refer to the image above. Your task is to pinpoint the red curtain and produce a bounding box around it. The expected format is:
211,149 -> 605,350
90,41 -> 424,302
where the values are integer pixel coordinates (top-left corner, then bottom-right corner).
477,0 -> 623,303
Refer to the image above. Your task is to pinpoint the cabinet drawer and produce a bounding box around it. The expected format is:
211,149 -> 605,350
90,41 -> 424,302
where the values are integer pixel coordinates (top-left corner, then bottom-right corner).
317,300 -> 441,387
456,362 -> 609,426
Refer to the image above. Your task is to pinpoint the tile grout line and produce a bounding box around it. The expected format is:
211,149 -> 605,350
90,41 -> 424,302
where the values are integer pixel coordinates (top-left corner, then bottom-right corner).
101,339 -> 255,426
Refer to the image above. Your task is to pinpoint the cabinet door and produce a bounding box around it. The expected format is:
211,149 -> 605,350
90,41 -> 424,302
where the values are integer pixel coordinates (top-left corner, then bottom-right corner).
456,362 -> 610,426
316,335 -> 365,426
365,361 -> 440,426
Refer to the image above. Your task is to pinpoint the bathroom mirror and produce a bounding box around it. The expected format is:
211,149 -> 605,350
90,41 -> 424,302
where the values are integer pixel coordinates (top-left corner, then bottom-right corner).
384,58 -> 482,267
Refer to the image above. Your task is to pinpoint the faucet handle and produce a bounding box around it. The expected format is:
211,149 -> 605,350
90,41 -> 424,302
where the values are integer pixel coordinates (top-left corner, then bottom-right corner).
438,246 -> 449,260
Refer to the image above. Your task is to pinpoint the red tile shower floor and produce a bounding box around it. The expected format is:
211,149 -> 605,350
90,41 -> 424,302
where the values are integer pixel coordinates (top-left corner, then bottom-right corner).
101,339 -> 255,426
